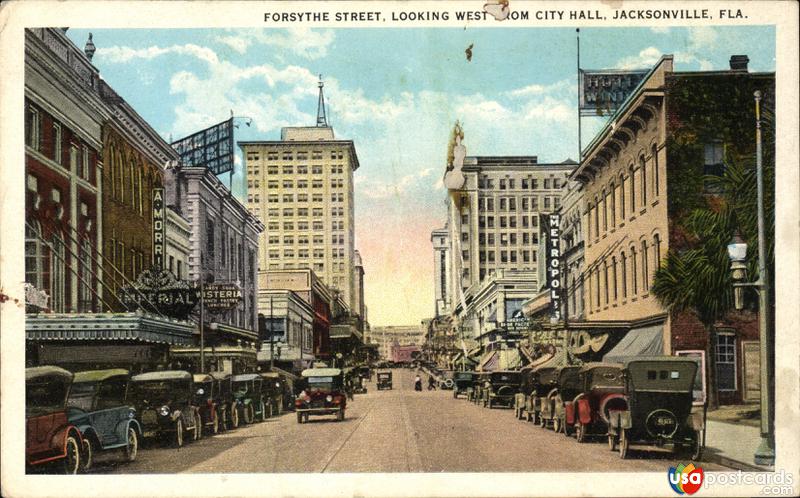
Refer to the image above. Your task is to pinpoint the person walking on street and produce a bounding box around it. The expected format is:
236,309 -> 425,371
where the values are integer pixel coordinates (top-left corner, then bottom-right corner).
414,375 -> 422,391
428,375 -> 437,390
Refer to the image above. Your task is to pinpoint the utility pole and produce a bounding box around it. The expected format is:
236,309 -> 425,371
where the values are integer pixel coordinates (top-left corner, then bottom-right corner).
199,266 -> 205,373
269,294 -> 275,369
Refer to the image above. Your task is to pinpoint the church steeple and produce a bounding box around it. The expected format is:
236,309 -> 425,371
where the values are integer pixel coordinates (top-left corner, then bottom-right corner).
316,75 -> 328,127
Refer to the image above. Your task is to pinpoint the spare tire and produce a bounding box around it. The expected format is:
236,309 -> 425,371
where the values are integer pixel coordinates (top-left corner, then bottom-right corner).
444,379 -> 454,389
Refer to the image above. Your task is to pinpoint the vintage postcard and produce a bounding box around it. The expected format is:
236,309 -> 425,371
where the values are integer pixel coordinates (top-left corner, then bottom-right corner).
1,0 -> 798,496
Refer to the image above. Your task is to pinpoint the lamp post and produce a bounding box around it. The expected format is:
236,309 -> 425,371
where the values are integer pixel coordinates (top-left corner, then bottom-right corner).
726,90 -> 774,467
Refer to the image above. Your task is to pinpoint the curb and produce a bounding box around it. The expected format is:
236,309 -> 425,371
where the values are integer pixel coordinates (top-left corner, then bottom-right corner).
706,452 -> 774,472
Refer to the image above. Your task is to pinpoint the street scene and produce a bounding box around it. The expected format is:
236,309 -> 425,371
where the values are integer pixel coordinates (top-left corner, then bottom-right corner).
7,7 -> 785,486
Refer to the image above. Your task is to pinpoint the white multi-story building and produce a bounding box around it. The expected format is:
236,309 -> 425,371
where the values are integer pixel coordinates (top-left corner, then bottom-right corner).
239,80 -> 361,309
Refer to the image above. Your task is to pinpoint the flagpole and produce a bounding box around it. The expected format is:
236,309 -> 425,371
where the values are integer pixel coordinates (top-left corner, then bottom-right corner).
577,28 -> 582,164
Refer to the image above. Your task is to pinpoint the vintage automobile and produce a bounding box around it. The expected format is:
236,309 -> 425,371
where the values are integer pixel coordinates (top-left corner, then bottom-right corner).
210,371 -> 237,430
295,368 -> 347,423
259,372 -> 284,417
192,374 -> 220,435
357,365 -> 372,382
232,373 -> 267,424
550,365 -> 584,434
376,371 -> 393,390
533,366 -> 561,428
467,373 -> 488,403
452,371 -> 477,399
608,357 -> 705,460
514,366 -> 537,421
66,369 -> 141,470
438,370 -> 455,390
26,366 -> 85,474
481,370 -> 522,408
564,363 -> 626,443
129,370 -> 200,447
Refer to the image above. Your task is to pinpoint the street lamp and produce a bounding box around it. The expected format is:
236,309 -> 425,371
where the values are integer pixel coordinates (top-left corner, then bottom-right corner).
725,90 -> 774,467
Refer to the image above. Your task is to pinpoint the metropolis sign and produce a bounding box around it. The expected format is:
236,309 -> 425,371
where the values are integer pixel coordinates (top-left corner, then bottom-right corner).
543,213 -> 563,322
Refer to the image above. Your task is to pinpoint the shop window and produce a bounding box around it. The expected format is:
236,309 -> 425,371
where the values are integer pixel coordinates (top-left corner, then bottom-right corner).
715,331 -> 737,391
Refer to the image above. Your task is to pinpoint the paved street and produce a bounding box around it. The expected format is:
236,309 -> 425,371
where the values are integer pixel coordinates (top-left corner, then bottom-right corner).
90,369 -> 726,473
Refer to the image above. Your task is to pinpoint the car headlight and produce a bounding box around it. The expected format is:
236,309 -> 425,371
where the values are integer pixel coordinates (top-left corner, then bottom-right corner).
159,405 -> 170,416
326,395 -> 333,402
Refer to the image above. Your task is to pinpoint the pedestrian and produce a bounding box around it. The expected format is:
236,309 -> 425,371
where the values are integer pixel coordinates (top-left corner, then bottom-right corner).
428,375 -> 436,390
414,375 -> 422,391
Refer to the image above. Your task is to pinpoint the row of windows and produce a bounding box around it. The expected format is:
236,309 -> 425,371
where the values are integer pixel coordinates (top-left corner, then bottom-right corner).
252,192 -> 347,204
204,220 -> 256,282
587,144 -> 660,241
271,234 -> 346,246
263,206 -> 346,218
253,178 -> 347,189
268,249 -> 348,260
266,221 -> 344,231
586,234 -> 662,313
477,232 -> 539,246
478,176 -> 562,190
248,163 -> 349,176
478,215 -> 543,229
478,196 -> 560,212
247,150 -> 345,162
26,103 -> 94,184
472,249 -> 538,263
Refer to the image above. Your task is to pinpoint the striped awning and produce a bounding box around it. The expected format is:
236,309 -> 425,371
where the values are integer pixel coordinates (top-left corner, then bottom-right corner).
26,312 -> 195,346
478,351 -> 499,372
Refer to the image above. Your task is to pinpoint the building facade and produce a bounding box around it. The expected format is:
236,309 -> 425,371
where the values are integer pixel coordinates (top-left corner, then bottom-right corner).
371,325 -> 425,361
431,226 -> 452,316
240,84 -> 361,310
256,289 -> 315,372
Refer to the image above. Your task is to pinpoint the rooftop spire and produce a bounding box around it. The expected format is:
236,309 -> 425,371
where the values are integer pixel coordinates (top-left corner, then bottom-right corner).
84,33 -> 96,61
316,74 -> 328,127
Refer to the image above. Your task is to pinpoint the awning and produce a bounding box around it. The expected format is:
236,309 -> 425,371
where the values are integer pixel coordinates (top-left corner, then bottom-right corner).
531,349 -> 569,370
26,312 -> 195,346
478,351 -> 498,372
497,348 -> 523,370
519,344 -> 537,364
603,324 -> 664,363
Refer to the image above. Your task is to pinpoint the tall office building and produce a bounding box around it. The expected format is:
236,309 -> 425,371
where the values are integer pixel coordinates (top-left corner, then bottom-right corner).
445,156 -> 576,302
240,79 -> 360,308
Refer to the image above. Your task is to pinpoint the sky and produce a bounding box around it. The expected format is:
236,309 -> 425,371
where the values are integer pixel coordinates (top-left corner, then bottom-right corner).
65,25 -> 775,327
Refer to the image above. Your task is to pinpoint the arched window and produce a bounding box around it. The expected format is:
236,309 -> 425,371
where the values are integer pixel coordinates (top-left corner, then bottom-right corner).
129,161 -> 135,208
654,233 -> 662,269
595,268 -> 601,309
630,246 -> 638,295
609,182 -> 616,228
629,165 -> 636,212
652,144 -> 659,196
621,251 -> 628,298
603,260 -> 609,305
79,239 -> 93,312
51,231 -> 66,312
641,240 -> 649,291
118,153 -> 125,203
619,173 -> 626,220
640,155 -> 647,205
593,196 -> 599,239
601,189 -> 608,232
108,144 -> 116,198
611,256 -> 618,302
586,269 -> 593,313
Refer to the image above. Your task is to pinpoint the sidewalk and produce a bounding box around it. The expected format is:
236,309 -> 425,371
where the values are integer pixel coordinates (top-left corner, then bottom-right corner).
704,418 -> 773,471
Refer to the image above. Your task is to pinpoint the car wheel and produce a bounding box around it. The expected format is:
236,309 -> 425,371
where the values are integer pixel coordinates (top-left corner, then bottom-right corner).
259,401 -> 267,422
553,417 -> 561,433
123,426 -> 139,462
526,412 -> 533,423
212,409 -> 220,434
453,390 -> 458,399
244,405 -> 254,424
194,412 -> 202,440
296,412 -> 303,424
539,414 -> 546,428
608,433 -> 617,451
80,437 -> 93,472
618,428 -> 629,459
563,421 -> 572,437
175,418 -> 184,448
231,405 -> 240,428
63,435 -> 81,474
690,429 -> 704,460
576,423 -> 586,443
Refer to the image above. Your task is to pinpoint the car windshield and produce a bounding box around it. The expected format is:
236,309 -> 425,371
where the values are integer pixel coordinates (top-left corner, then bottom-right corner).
455,373 -> 473,380
129,381 -> 177,405
67,382 -> 97,411
307,376 -> 336,392
27,380 -> 68,417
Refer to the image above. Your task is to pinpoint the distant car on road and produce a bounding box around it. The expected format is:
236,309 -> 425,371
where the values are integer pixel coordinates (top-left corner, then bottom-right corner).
66,368 -> 141,470
296,368 -> 347,423
452,371 -> 477,399
376,371 -> 393,390
26,366 -> 85,474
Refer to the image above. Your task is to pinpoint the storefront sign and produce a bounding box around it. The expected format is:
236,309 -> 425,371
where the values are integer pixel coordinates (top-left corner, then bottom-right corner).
579,69 -> 648,116
152,187 -> 165,269
202,283 -> 243,313
544,213 -> 562,321
120,267 -> 198,319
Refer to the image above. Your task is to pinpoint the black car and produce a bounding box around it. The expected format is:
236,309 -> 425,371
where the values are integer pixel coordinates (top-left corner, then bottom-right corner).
481,371 -> 522,408
453,371 -> 477,399
129,370 -> 199,447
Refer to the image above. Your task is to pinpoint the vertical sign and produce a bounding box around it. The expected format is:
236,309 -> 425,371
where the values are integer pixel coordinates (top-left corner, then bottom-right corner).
545,213 -> 562,321
152,187 -> 165,269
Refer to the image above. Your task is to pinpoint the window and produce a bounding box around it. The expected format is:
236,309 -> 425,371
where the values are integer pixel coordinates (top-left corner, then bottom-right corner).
52,122 -> 62,163
641,240 -> 649,291
611,257 -> 618,301
621,251 -> 627,298
652,144 -> 660,196
51,232 -> 66,312
630,246 -> 638,295
619,173 -> 626,219
601,189 -> 608,232
609,183 -> 616,227
25,104 -> 41,150
640,156 -> 647,206
603,261 -> 609,305
487,198 -> 494,211
715,331 -> 737,391
206,220 -> 216,260
654,234 -> 662,270
25,221 -> 45,288
82,145 -> 90,181
499,179 -> 506,190
629,165 -> 636,212
704,141 -> 725,192
522,198 -> 529,211
283,180 -> 294,189
544,179 -> 550,189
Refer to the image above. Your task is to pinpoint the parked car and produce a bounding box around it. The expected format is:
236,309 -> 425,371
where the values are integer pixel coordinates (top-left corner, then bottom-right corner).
295,368 -> 347,423
551,365 -> 583,434
232,374 -> 266,424
376,371 -> 393,390
259,372 -> 284,417
514,366 -> 536,421
533,366 -> 560,428
481,370 -> 522,408
26,366 -> 84,474
608,357 -> 705,460
192,374 -> 220,435
210,371 -> 237,430
129,370 -> 199,447
66,369 -> 141,470
357,365 -> 372,382
564,362 -> 626,443
452,371 -> 477,398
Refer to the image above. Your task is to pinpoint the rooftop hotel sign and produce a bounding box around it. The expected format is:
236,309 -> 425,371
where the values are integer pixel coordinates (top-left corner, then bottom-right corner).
579,69 -> 648,116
